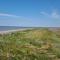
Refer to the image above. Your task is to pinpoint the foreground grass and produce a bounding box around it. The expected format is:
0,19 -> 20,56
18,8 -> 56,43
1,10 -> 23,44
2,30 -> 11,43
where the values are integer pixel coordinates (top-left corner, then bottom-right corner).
0,28 -> 60,60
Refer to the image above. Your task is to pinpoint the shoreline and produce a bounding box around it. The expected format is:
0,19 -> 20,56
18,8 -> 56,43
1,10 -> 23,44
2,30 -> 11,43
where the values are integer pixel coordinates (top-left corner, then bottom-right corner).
0,29 -> 26,34
0,29 -> 22,34
0,28 -> 34,34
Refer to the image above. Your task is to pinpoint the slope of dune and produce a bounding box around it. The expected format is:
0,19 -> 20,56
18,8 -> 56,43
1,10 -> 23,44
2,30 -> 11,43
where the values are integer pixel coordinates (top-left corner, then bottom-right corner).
0,28 -> 60,60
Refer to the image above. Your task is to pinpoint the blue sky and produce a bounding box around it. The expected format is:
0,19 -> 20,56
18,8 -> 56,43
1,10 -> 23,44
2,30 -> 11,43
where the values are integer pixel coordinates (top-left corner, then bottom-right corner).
0,0 -> 60,27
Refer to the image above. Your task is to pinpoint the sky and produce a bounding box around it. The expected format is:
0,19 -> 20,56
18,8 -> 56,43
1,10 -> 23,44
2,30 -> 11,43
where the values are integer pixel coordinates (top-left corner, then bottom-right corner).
0,0 -> 60,27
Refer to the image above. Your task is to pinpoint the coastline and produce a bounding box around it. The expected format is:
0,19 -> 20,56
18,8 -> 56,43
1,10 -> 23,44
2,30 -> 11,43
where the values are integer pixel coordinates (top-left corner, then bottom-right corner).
0,29 -> 26,34
0,28 -> 34,34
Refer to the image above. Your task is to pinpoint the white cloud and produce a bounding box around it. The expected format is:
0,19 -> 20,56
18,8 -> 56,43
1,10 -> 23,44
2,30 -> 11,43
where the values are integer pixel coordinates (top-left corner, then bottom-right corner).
40,12 -> 48,15
0,13 -> 33,22
0,13 -> 19,17
40,11 -> 60,19
51,11 -> 60,19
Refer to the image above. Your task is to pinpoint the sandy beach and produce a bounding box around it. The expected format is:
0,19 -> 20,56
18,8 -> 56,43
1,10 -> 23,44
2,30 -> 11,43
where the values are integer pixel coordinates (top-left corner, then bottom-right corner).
0,29 -> 26,34
0,28 -> 34,34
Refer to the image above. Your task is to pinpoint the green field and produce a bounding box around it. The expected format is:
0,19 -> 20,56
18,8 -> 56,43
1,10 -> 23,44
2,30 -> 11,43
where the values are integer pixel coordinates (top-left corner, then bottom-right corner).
0,28 -> 60,60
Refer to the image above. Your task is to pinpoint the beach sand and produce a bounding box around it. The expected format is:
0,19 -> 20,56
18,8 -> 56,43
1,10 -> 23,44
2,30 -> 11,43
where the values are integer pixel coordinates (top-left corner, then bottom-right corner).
0,29 -> 25,34
0,28 -> 34,34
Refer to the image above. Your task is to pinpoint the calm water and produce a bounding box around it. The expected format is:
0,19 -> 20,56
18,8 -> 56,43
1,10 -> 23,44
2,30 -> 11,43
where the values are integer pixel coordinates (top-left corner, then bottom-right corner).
0,26 -> 60,31
0,26 -> 30,31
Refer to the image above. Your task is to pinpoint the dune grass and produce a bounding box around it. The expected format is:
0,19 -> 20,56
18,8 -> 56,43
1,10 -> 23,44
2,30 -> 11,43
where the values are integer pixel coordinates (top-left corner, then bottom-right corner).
0,28 -> 60,60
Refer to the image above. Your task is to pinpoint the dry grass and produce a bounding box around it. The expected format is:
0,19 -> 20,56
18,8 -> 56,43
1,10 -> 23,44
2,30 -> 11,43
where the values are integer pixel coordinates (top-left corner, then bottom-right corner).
0,28 -> 60,60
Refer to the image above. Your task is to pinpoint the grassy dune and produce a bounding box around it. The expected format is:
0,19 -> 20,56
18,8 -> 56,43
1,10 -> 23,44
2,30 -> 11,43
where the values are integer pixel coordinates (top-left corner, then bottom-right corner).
0,28 -> 60,60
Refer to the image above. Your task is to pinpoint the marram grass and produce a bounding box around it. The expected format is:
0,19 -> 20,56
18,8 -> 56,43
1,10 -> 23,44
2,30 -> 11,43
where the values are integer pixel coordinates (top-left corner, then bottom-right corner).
0,28 -> 60,60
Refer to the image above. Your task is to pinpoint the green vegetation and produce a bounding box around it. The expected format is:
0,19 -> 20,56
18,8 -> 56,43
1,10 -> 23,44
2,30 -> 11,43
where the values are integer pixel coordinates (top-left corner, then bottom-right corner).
0,28 -> 60,60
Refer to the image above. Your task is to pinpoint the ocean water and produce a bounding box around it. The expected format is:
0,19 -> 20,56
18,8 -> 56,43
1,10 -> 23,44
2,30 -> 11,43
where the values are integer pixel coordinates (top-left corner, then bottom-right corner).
0,26 -> 28,31
0,26 -> 60,31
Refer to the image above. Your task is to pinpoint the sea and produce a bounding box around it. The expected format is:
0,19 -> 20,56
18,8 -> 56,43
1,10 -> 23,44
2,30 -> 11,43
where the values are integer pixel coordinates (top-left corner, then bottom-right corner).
0,26 -> 30,31
0,26 -> 60,31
